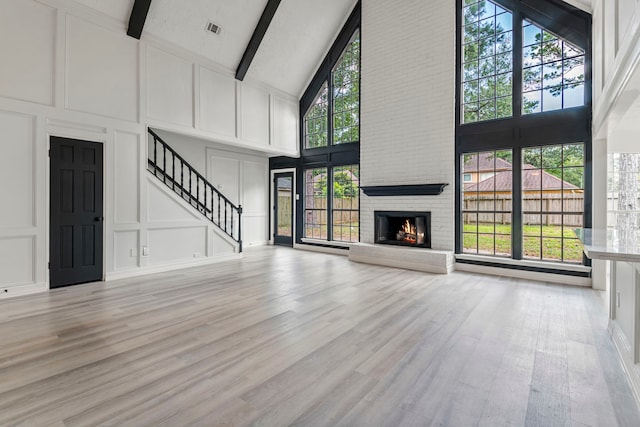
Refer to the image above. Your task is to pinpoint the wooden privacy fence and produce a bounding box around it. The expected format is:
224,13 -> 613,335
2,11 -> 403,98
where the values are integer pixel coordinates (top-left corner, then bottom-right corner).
304,197 -> 360,225
277,195 -> 291,228
463,193 -> 584,226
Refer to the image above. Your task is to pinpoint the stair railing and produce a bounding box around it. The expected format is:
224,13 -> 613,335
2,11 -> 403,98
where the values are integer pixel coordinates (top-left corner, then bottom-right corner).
147,128 -> 242,252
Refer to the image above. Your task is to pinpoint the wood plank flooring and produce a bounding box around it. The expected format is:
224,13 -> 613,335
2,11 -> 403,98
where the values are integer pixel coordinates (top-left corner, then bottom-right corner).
0,246 -> 639,426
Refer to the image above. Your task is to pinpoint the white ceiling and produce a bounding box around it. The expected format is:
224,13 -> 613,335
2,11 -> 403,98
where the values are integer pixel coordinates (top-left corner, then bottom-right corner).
67,0 -> 592,96
563,0 -> 592,13
70,0 -> 357,96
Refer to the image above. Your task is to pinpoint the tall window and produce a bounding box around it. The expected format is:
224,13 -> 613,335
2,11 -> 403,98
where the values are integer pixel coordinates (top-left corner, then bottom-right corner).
331,165 -> 359,242
456,0 -> 591,269
333,32 -> 361,144
522,20 -> 585,113
302,165 -> 360,243
303,30 -> 361,149
298,4 -> 361,245
462,150 -> 513,257
521,144 -> 585,263
462,1 -> 513,123
304,84 -> 328,148
304,167 -> 328,239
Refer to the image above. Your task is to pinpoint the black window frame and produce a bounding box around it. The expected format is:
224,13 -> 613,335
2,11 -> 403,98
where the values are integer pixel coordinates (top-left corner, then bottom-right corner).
270,1 -> 361,247
455,0 -> 592,270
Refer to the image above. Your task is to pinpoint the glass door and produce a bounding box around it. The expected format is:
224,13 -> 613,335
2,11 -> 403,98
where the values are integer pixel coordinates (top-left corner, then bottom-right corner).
274,172 -> 294,246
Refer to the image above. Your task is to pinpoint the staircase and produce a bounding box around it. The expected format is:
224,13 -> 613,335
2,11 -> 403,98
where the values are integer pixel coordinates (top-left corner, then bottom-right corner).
147,128 -> 242,252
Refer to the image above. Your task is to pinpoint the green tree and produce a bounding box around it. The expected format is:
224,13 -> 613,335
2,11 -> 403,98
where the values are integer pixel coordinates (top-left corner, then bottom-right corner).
305,84 -> 328,148
462,0 -> 584,121
522,23 -> 585,113
333,171 -> 359,198
462,1 -> 513,122
332,32 -> 360,144
305,31 -> 360,148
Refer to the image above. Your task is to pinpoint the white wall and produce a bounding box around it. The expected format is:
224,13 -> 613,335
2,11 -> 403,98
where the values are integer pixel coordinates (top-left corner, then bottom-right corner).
591,0 -> 640,290
593,0 -> 640,135
0,0 -> 299,297
359,0 -> 455,251
145,41 -> 299,156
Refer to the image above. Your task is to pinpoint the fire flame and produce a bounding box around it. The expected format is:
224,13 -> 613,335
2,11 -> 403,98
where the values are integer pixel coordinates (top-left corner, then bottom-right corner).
400,219 -> 417,243
402,219 -> 415,235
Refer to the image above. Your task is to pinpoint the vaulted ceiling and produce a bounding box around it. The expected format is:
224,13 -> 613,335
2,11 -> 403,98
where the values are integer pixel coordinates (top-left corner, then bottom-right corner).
70,0 -> 359,97
70,0 -> 593,97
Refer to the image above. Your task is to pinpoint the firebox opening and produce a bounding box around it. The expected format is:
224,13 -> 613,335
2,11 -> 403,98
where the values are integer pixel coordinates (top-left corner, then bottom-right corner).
374,211 -> 431,248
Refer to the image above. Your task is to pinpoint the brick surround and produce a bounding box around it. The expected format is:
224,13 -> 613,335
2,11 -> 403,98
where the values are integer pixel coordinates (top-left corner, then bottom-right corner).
359,0 -> 455,252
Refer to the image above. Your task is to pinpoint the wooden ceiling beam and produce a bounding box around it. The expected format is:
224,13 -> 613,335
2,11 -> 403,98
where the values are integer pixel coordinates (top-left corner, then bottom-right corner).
235,0 -> 282,81
127,0 -> 153,40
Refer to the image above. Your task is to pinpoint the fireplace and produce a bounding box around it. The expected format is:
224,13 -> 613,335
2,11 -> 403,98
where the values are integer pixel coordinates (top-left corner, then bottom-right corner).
374,211 -> 431,248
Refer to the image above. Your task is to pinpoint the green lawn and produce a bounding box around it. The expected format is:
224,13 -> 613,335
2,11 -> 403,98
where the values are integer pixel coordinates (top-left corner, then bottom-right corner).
305,222 -> 359,242
463,223 -> 583,262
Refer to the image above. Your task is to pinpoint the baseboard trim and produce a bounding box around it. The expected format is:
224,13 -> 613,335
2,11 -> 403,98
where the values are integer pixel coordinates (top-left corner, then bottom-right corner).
0,282 -> 49,299
455,262 -> 592,286
106,254 -> 242,281
293,243 -> 349,256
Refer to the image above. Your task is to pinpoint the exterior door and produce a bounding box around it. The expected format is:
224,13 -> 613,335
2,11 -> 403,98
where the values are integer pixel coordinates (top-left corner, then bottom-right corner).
50,137 -> 104,288
273,172 -> 293,246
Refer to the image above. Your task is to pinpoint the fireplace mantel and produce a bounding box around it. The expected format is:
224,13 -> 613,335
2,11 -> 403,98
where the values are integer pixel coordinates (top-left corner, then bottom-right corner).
361,183 -> 448,196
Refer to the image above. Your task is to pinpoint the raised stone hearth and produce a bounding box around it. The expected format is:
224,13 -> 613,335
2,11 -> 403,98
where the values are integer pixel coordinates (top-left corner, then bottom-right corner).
349,243 -> 454,274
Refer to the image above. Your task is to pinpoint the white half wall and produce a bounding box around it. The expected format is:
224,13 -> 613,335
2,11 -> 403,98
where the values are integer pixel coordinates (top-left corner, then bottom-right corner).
145,44 -> 299,156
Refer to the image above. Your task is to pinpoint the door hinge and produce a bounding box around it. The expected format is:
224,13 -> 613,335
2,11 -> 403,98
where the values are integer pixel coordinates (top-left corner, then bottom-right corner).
48,262 -> 50,269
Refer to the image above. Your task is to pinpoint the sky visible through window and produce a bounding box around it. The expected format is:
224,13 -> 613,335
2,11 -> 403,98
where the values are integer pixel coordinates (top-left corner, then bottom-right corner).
461,0 -> 586,123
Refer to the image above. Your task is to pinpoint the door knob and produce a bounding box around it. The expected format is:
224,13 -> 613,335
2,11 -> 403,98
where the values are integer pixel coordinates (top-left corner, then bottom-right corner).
94,217 -> 104,222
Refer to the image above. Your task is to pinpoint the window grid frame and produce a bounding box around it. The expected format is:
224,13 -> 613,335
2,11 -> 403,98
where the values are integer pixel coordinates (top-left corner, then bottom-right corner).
303,167 -> 329,240
303,82 -> 329,149
521,19 -> 586,115
461,0 -> 514,123
455,0 -> 592,269
521,144 -> 585,264
331,164 -> 360,243
298,4 -> 361,246
462,150 -> 514,257
332,30 -> 361,146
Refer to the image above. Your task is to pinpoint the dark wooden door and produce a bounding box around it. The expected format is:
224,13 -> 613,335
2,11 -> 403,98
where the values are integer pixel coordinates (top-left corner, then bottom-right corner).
50,137 -> 104,288
274,172 -> 293,246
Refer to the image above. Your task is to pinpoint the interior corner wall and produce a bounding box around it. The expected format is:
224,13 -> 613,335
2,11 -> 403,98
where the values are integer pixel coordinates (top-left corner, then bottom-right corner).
359,0 -> 455,251
592,0 -> 640,135
0,0 -> 298,297
591,0 -> 640,291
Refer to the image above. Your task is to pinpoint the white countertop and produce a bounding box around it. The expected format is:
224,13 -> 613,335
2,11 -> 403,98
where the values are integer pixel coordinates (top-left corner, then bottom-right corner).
576,228 -> 640,263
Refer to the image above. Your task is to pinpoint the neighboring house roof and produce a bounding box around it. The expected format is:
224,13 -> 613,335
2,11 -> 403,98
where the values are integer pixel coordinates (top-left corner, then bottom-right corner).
463,152 -> 514,173
465,169 -> 579,192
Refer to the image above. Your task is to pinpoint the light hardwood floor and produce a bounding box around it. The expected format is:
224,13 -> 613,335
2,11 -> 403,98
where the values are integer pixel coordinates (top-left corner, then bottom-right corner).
0,247 -> 639,426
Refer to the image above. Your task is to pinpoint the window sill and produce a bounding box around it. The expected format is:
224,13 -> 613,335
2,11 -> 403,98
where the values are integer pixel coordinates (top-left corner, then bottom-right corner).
300,238 -> 354,249
455,253 -> 591,275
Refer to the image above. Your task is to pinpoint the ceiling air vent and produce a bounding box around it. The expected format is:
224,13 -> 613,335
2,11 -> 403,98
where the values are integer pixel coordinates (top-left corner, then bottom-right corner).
205,21 -> 221,35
